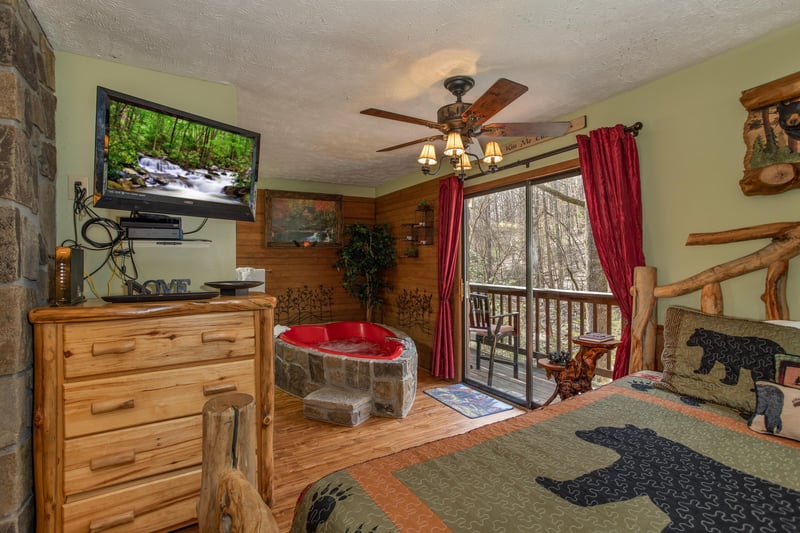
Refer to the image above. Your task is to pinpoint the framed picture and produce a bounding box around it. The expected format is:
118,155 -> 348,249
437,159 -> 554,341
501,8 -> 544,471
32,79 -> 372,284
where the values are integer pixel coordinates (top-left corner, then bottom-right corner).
739,70 -> 800,196
265,191 -> 342,247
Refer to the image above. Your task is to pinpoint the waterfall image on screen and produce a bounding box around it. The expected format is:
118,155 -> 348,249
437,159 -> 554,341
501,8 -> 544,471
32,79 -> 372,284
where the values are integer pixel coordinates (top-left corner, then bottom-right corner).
94,87 -> 260,222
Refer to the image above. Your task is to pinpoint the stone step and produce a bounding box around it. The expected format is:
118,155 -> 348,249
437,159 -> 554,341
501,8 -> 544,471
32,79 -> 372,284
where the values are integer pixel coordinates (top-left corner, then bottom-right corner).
302,386 -> 372,426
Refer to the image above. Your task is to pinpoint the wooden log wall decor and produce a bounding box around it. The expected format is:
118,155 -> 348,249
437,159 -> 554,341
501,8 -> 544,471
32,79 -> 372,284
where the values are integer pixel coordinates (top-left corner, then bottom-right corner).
739,70 -> 800,196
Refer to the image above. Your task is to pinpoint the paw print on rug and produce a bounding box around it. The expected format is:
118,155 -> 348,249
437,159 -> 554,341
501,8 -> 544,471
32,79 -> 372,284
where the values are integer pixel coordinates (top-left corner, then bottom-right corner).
305,483 -> 352,533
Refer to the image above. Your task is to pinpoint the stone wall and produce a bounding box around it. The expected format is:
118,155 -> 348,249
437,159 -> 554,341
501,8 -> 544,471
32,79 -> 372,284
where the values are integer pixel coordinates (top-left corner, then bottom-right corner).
0,0 -> 57,530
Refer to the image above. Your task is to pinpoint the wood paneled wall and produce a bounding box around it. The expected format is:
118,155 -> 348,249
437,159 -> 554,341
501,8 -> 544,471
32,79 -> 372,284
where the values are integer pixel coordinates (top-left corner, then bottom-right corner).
237,190 -> 375,323
237,181 -> 442,371
376,179 -> 441,370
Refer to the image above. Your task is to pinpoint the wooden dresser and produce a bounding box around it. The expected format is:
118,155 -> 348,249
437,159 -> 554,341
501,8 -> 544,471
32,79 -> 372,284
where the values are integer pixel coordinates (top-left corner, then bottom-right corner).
28,295 -> 276,533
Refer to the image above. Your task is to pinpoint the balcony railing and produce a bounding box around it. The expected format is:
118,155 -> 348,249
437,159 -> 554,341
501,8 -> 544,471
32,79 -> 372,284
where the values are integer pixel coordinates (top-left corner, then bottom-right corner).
468,283 -> 621,378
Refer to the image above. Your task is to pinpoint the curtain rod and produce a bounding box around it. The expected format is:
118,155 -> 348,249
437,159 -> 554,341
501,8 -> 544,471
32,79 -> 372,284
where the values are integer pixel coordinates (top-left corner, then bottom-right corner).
463,121 -> 643,181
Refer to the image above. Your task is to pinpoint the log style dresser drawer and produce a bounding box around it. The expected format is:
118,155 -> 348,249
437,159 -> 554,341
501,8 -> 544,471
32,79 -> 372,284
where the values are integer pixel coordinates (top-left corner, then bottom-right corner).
29,296 -> 276,533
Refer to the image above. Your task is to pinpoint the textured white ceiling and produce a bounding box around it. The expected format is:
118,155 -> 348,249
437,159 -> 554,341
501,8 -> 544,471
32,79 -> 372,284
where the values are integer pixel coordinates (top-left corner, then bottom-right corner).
28,0 -> 800,187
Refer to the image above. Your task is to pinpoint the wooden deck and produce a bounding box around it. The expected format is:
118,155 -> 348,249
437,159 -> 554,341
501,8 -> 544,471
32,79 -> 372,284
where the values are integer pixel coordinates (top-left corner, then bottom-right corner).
269,369 -> 526,531
465,347 -> 560,407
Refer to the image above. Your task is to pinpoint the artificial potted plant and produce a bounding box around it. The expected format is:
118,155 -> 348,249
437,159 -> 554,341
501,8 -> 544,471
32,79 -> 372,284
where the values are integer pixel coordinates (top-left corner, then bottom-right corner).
334,222 -> 397,322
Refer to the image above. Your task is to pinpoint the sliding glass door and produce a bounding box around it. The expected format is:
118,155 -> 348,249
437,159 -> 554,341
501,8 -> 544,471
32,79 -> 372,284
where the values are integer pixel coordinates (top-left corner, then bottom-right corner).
463,170 -> 617,407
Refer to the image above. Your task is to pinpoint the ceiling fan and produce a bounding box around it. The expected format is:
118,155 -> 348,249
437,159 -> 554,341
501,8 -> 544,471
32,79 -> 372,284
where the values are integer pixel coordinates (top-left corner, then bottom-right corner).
361,75 -> 570,175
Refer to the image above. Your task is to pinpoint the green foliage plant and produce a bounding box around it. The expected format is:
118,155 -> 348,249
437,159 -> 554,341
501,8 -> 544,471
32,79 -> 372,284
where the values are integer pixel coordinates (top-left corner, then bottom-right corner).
334,223 -> 397,322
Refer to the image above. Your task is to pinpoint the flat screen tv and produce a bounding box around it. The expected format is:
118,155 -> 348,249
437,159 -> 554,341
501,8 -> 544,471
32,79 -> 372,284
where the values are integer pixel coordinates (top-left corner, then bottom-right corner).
93,86 -> 260,222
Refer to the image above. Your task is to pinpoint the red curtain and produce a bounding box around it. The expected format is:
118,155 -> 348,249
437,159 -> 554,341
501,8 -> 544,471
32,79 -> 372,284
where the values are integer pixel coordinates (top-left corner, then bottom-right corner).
577,125 -> 645,379
432,176 -> 464,379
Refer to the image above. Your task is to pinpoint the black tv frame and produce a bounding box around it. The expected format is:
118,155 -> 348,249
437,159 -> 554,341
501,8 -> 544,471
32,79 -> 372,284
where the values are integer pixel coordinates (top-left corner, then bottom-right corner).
93,86 -> 260,222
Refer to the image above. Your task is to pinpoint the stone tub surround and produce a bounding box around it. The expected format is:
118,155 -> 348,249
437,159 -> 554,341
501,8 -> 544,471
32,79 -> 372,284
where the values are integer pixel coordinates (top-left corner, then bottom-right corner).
275,324 -> 417,419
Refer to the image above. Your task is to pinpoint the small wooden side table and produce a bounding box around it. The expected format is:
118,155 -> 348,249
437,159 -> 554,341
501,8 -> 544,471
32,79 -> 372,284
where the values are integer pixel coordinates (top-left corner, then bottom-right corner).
537,337 -> 620,406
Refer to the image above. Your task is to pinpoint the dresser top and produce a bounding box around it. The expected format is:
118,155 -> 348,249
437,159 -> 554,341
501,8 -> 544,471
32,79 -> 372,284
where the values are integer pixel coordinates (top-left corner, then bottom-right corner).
28,294 -> 276,324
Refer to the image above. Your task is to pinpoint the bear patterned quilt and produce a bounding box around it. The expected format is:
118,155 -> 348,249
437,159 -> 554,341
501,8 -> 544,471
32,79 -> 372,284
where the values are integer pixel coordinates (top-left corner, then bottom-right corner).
291,373 -> 800,532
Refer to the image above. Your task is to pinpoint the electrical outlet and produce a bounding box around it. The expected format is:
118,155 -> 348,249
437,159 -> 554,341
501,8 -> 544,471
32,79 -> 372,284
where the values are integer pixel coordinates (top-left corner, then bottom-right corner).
67,176 -> 87,200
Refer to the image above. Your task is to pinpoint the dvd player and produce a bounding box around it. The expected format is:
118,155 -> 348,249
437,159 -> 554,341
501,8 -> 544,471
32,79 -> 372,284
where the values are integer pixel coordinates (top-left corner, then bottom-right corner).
120,215 -> 183,240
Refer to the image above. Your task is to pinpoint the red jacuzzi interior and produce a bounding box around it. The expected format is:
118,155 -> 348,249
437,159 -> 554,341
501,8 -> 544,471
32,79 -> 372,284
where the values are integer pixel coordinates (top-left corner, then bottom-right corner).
279,322 -> 404,359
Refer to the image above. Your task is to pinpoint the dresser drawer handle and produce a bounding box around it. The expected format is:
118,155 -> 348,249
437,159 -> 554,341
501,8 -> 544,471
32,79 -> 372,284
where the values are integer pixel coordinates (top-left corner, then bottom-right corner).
89,510 -> 135,532
92,339 -> 137,356
91,398 -> 135,415
90,450 -> 136,471
202,331 -> 237,343
203,383 -> 238,396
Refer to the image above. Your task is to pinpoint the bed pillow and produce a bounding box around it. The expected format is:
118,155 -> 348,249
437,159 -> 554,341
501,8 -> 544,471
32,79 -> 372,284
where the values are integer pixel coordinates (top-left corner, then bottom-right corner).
748,381 -> 800,442
656,306 -> 800,414
775,354 -> 800,389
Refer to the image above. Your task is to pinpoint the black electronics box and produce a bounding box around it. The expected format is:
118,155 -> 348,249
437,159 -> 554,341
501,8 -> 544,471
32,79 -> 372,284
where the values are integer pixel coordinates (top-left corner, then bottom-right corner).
54,246 -> 85,305
120,215 -> 183,240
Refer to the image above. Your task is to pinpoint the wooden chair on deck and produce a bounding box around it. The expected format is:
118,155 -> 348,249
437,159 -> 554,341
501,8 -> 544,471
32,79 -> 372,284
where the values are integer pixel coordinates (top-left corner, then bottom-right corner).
468,293 -> 520,386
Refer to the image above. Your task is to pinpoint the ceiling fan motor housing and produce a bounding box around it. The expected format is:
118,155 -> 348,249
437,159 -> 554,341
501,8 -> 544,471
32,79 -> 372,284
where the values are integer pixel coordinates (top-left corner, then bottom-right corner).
437,102 -> 471,132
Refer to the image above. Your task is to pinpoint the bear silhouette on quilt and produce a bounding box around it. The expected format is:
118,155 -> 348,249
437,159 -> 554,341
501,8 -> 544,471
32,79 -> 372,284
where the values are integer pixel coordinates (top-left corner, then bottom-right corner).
536,424 -> 799,532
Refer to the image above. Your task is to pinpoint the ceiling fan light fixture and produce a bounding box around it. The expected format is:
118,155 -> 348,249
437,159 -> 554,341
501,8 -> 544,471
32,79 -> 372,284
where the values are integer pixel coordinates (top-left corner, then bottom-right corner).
443,132 -> 465,157
418,144 -> 437,166
482,141 -> 503,164
454,152 -> 472,173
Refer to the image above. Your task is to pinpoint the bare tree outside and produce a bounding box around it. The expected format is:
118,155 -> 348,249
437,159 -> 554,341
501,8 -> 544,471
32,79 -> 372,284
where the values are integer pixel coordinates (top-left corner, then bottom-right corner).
467,176 -> 608,293
465,174 -> 621,405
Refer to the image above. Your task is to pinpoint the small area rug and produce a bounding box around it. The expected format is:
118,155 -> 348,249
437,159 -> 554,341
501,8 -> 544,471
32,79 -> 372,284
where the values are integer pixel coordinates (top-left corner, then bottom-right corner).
424,383 -> 514,418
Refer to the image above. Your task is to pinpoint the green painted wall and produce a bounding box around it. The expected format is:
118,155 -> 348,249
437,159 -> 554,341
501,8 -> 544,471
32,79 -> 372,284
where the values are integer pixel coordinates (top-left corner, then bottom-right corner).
56,22 -> 800,316
381,23 -> 800,322
55,53 -> 243,295
568,23 -> 799,321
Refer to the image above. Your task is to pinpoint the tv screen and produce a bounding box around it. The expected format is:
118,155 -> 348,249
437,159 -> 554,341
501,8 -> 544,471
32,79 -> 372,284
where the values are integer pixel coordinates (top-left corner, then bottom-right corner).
93,86 -> 260,222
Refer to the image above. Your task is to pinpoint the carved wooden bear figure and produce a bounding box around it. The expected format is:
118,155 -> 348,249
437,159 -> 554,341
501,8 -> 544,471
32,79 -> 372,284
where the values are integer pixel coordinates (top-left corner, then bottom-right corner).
536,424 -> 799,532
687,327 -> 781,385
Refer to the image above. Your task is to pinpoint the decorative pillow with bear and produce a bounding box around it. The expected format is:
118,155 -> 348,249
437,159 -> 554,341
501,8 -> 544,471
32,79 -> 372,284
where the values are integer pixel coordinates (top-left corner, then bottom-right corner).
656,307 -> 800,414
748,381 -> 800,442
775,354 -> 800,389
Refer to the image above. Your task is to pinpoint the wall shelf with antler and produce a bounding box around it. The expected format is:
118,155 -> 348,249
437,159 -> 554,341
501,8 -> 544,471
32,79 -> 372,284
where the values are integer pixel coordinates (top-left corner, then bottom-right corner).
630,221 -> 800,372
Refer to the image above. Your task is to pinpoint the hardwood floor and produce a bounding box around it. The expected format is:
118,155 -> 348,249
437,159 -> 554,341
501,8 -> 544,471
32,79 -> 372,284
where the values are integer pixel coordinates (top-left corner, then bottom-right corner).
270,369 -> 525,531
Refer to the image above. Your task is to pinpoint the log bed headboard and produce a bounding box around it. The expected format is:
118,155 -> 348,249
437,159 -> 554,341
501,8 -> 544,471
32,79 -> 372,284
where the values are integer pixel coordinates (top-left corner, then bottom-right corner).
629,221 -> 800,373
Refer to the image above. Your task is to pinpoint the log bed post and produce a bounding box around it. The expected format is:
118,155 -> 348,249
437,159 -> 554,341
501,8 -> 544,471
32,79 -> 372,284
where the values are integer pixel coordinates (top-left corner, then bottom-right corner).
198,393 -> 278,533
630,266 -> 657,374
628,222 -> 800,376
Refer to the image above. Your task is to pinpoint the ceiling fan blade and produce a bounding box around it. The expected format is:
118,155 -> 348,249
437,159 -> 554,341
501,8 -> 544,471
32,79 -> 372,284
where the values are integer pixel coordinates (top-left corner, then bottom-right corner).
480,121 -> 571,138
462,78 -> 528,127
376,135 -> 444,153
361,108 -> 446,131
